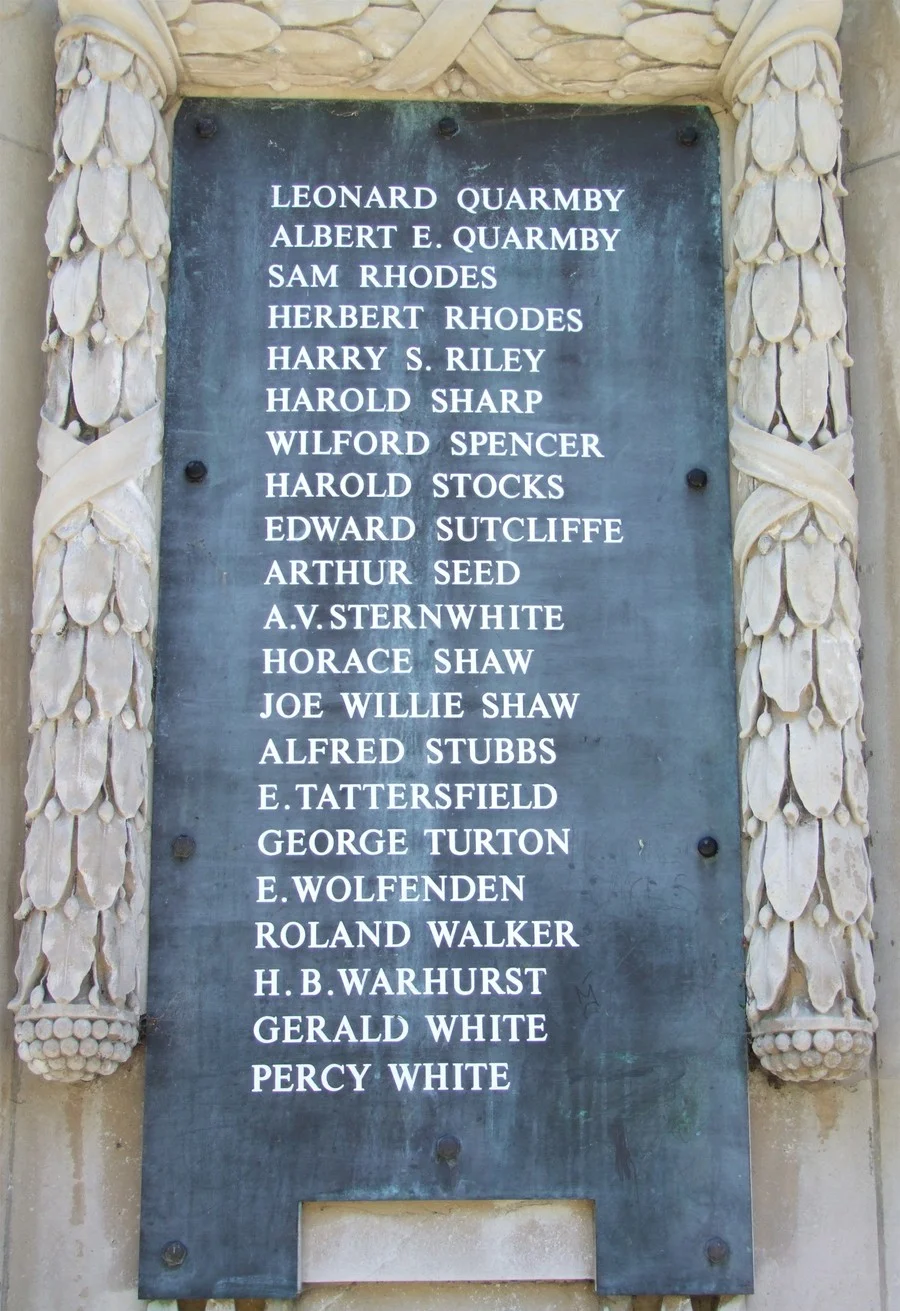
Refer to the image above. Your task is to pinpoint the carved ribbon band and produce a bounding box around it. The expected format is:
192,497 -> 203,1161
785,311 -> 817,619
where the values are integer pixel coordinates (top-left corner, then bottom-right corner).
731,414 -> 857,574
34,406 -> 162,560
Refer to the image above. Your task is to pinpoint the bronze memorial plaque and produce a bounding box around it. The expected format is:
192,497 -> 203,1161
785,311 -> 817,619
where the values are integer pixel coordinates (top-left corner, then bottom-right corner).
139,100 -> 752,1299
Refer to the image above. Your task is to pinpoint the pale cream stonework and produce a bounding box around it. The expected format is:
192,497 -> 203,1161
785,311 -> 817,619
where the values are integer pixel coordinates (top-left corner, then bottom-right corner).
7,0 -> 876,1087
0,0 -> 896,1309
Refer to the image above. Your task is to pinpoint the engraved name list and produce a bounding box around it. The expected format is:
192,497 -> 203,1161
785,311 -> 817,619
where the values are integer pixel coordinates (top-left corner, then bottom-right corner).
253,169 -> 625,1097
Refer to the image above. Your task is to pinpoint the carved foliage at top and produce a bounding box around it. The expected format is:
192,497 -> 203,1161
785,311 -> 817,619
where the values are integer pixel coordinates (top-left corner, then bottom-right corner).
164,0 -> 752,100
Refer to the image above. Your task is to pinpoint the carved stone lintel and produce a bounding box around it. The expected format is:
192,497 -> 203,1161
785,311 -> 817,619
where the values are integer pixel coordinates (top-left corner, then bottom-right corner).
165,0 -> 737,102
14,0 -> 871,1089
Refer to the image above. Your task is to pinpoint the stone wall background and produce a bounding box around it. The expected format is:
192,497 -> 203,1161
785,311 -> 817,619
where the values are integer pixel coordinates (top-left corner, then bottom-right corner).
842,2 -> 900,1308
0,1 -> 895,1307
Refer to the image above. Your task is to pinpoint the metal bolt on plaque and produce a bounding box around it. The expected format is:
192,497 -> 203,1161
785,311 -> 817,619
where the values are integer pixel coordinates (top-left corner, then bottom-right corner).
161,1241 -> 188,1269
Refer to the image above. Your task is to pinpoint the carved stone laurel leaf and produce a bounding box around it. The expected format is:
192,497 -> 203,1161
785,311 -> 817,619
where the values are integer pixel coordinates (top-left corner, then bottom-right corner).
742,541 -> 782,635
110,716 -> 149,818
763,813 -> 819,924
44,903 -> 99,1003
734,177 -> 775,261
122,334 -> 158,415
739,342 -> 778,429
25,810 -> 75,911
746,722 -> 786,822
827,341 -> 850,432
784,531 -> 836,627
86,623 -> 135,715
759,626 -> 813,712
56,34 -> 86,88
130,170 -> 169,257
78,161 -> 130,249
752,256 -> 800,343
821,816 -> 869,924
25,721 -> 56,820
72,336 -> 126,428
45,339 -> 74,427
779,339 -> 830,439
86,34 -> 135,79
100,903 -> 139,1004
842,721 -> 868,823
11,912 -> 47,1011
752,91 -> 797,172
114,547 -> 153,629
775,174 -> 822,256
46,168 -> 82,258
788,718 -> 843,819
802,254 -> 843,339
793,905 -> 842,1014
33,627 -> 85,721
771,41 -> 816,91
737,641 -> 762,740
816,624 -> 861,726
55,716 -> 109,813
78,805 -> 129,908
108,82 -> 157,163
32,540 -> 64,635
62,528 -> 117,624
747,916 -> 791,1012
101,248 -> 151,341
60,79 -> 108,164
53,248 -> 100,336
849,923 -> 876,1019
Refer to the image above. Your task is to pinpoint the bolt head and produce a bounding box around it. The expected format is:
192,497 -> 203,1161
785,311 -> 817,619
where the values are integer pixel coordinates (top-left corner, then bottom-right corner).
195,117 -> 217,139
436,1133 -> 461,1162
678,124 -> 699,146
184,460 -> 207,484
706,1237 -> 730,1266
686,467 -> 708,490
171,834 -> 196,861
437,116 -> 459,138
161,1240 -> 188,1268
697,836 -> 719,859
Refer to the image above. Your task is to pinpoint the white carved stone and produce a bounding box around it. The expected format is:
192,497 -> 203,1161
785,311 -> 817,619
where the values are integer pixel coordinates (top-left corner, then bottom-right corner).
722,3 -> 875,1083
13,0 -> 870,1093
9,15 -> 171,1082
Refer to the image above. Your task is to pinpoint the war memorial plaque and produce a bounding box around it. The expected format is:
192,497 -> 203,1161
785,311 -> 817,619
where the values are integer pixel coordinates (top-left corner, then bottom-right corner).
140,100 -> 752,1299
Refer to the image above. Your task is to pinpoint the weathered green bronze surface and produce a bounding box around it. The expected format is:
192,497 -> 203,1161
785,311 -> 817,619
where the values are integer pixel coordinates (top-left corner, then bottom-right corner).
140,99 -> 751,1300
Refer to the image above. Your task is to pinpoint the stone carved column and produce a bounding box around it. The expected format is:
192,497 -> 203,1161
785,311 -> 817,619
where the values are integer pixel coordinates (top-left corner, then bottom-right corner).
8,3 -> 180,1081
721,0 -> 875,1080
